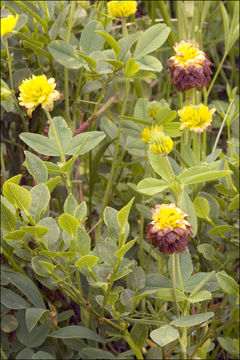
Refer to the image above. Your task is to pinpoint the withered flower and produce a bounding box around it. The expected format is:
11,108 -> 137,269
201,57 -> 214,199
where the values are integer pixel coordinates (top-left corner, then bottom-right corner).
167,40 -> 212,92
147,204 -> 192,254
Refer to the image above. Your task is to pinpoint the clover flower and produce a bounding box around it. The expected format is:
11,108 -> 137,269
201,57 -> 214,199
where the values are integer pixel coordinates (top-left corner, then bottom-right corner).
18,75 -> 61,117
146,204 -> 192,254
178,104 -> 216,133
167,40 -> 212,92
141,125 -> 173,155
1,14 -> 19,37
108,1 -> 137,17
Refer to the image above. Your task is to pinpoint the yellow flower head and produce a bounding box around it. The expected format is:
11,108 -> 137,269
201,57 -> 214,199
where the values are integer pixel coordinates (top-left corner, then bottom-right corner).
108,1 -> 137,17
147,203 -> 192,254
149,130 -> 173,156
178,104 -> 216,133
1,14 -> 19,37
152,203 -> 188,230
141,125 -> 163,144
167,40 -> 212,92
18,75 -> 61,117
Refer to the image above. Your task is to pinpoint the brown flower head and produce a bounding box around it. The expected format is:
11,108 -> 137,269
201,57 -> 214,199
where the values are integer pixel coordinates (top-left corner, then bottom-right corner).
146,203 -> 192,254
167,40 -> 212,92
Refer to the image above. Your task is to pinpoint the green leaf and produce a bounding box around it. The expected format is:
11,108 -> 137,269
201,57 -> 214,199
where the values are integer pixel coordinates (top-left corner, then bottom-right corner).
134,24 -> 170,58
78,348 -> 115,359
178,170 -> 232,186
74,225 -> 91,256
48,40 -> 83,69
16,310 -> 50,348
80,20 -> 105,55
64,131 -> 105,156
58,213 -> 80,237
124,58 -> 140,78
219,2 -> 229,50
114,238 -> 136,258
4,183 -> 32,211
137,177 -> 169,196
168,249 -> 193,288
28,184 -> 50,222
98,238 -> 118,266
1,314 -> 18,333
15,14 -> 28,32
103,207 -> 121,241
16,348 -> 34,360
20,133 -> 58,156
184,272 -> 220,293
37,217 -> 60,250
155,288 -> 187,302
63,193 -> 78,215
95,30 -> 120,56
150,325 -> 179,347
21,225 -> 50,239
198,244 -> 216,261
38,261 -> 56,271
188,290 -> 212,303
170,312 -> 214,327
32,351 -> 55,360
49,325 -> 105,342
193,197 -> 210,219
1,201 -> 16,231
1,287 -> 30,309
130,323 -> 148,348
117,197 -> 134,232
74,201 -> 87,222
217,337 -> 239,358
149,150 -> 174,182
118,32 -> 141,60
46,176 -> 61,192
76,52 -> 97,68
3,230 -> 26,241
2,175 -> 22,198
228,194 -> 239,211
208,225 -> 231,237
74,255 -> 99,268
49,4 -> 70,40
180,188 -> 197,236
136,55 -> 163,72
127,266 -> 145,291
25,308 -> 49,332
24,151 -> 48,184
31,256 -> 54,277
3,270 -> 45,308
216,271 -> 239,296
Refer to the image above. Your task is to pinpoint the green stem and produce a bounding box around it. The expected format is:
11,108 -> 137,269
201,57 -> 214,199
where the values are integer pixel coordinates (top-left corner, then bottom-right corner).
88,267 -> 98,282
124,331 -> 143,360
121,17 -> 128,36
1,150 -> 7,182
64,1 -> 76,124
206,52 -> 228,99
176,253 -> 184,292
193,132 -> 201,165
45,111 -> 66,164
211,97 -> 235,154
158,1 -> 176,45
171,254 -> 180,317
1,247 -> 26,275
5,39 -> 14,91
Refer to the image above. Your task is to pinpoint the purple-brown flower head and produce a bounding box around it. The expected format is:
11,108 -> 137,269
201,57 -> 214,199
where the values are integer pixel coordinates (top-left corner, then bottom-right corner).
146,203 -> 192,254
167,40 -> 212,92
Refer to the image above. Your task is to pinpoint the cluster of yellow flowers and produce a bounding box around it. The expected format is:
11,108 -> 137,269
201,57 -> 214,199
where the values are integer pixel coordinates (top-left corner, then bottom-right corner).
178,104 -> 215,133
141,125 -> 173,156
108,1 -> 137,18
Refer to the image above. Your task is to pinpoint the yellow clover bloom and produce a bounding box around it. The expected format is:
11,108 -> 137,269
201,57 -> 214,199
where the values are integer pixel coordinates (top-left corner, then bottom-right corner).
149,130 -> 173,156
108,1 -> 137,18
141,125 -> 162,144
178,104 -> 216,133
167,40 -> 212,92
1,14 -> 19,37
18,75 -> 61,117
147,203 -> 192,254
